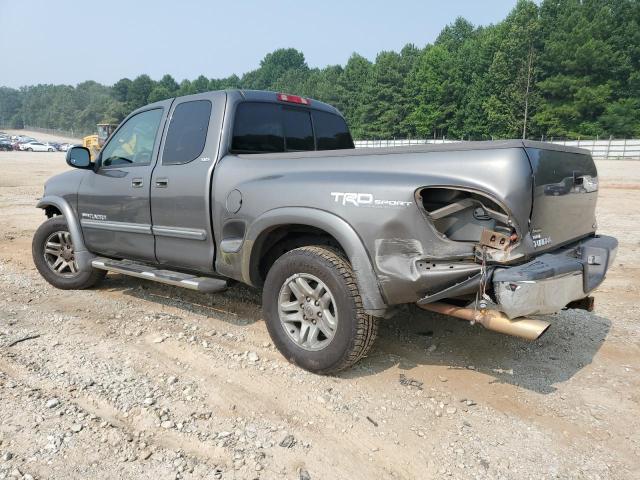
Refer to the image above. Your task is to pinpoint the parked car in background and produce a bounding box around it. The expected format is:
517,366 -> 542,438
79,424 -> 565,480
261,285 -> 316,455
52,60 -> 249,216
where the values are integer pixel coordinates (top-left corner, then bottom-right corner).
19,141 -> 41,151
23,141 -> 56,152
46,142 -> 62,151
0,140 -> 13,151
59,143 -> 78,152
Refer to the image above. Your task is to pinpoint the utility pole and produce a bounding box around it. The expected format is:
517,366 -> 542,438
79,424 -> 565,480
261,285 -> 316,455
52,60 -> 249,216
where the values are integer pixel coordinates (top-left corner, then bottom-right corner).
522,44 -> 534,140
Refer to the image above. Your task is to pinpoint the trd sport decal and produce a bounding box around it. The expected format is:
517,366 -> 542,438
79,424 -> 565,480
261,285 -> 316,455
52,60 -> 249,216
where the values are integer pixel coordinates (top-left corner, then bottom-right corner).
330,192 -> 412,208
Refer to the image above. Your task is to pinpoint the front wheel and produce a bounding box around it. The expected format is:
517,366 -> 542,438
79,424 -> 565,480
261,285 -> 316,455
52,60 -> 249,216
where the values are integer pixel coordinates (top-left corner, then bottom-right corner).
32,216 -> 106,289
263,246 -> 378,374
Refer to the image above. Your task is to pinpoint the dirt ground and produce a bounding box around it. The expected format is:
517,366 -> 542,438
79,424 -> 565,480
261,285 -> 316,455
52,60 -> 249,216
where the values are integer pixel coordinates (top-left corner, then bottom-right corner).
0,143 -> 639,480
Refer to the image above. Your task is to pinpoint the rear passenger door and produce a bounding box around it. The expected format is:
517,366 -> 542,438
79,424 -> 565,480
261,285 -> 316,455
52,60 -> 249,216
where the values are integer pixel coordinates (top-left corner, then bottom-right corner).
150,93 -> 224,272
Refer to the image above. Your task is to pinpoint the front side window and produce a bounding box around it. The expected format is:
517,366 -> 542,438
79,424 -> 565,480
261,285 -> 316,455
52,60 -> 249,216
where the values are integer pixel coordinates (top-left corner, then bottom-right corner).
162,100 -> 212,165
101,109 -> 163,167
312,110 -> 354,150
232,103 -> 284,153
283,108 -> 314,151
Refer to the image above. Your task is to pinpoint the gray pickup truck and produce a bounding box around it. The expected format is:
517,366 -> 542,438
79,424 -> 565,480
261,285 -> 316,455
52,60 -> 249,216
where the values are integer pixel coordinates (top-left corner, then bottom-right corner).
32,89 -> 617,373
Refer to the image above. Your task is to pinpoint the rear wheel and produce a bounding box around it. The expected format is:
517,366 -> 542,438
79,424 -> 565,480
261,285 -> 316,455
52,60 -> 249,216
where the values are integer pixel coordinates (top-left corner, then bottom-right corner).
32,216 -> 105,289
263,246 -> 378,374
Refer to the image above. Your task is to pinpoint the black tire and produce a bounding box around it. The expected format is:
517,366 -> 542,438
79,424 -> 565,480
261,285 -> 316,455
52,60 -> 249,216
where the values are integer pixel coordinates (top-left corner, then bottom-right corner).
32,216 -> 106,290
263,246 -> 378,374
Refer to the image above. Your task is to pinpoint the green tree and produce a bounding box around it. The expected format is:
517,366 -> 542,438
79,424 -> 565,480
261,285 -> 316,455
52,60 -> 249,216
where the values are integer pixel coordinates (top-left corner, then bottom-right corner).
242,48 -> 308,90
3,0 -> 640,140
191,75 -> 210,94
483,0 -> 541,139
0,87 -> 23,127
127,75 -> 155,109
337,53 -> 373,138
158,74 -> 179,95
148,85 -> 172,103
111,78 -> 132,102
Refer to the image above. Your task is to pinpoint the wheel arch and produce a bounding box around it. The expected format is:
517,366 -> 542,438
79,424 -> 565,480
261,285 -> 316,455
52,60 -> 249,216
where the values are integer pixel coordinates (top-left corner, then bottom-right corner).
243,207 -> 387,314
36,195 -> 94,272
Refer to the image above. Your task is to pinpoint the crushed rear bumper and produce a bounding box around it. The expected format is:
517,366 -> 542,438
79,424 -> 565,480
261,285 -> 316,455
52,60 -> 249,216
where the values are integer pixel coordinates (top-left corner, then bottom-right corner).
493,235 -> 617,318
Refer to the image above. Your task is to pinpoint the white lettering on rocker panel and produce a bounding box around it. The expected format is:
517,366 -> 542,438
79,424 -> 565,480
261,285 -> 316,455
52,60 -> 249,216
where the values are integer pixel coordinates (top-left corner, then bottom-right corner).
81,213 -> 107,221
330,192 -> 412,208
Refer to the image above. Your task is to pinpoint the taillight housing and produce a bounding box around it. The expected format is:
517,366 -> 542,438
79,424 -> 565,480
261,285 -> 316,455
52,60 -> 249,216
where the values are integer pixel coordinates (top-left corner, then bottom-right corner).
276,93 -> 311,105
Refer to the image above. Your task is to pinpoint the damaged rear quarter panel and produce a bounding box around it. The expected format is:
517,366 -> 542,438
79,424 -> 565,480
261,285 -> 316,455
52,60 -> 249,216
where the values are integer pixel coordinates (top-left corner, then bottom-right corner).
213,145 -> 533,306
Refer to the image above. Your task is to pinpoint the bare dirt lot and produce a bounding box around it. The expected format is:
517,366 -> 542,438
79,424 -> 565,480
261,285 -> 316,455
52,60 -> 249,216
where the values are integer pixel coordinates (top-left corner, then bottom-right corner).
0,147 -> 639,480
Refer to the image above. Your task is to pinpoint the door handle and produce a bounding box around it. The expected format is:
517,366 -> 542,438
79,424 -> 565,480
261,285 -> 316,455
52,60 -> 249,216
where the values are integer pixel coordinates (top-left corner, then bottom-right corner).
155,178 -> 169,188
131,178 -> 143,188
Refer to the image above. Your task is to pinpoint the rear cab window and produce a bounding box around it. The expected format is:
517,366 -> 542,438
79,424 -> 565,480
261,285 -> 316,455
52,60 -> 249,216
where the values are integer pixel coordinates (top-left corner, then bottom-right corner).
283,108 -> 314,151
231,101 -> 353,154
312,110 -> 354,150
231,103 -> 284,153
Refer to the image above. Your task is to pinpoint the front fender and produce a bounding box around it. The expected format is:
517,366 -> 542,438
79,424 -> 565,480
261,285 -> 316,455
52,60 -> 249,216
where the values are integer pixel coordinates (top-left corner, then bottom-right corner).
36,195 -> 94,272
242,207 -> 387,314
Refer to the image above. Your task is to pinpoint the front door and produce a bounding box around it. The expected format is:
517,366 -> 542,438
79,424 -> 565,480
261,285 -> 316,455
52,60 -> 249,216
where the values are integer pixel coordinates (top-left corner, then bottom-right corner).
150,92 -> 224,272
78,102 -> 171,261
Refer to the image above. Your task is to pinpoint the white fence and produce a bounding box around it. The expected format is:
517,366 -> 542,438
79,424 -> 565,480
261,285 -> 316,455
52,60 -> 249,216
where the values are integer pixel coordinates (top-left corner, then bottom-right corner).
354,138 -> 640,160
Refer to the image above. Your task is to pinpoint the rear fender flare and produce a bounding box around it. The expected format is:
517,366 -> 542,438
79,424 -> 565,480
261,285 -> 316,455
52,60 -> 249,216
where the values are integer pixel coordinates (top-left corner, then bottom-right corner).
36,195 -> 94,272
244,207 -> 387,314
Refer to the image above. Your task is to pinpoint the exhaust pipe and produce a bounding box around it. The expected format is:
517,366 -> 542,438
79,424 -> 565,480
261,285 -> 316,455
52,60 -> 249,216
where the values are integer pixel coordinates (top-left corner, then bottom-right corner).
418,302 -> 550,341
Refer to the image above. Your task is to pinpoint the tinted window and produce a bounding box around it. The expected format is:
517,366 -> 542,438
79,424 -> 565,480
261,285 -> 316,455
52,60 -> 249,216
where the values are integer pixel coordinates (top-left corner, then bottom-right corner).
312,110 -> 354,150
101,109 -> 163,167
283,108 -> 314,151
162,100 -> 212,165
232,103 -> 284,153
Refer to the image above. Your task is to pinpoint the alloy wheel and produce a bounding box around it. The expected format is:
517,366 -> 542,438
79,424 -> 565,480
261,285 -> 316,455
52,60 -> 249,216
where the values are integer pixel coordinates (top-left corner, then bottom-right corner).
278,273 -> 338,351
43,230 -> 79,277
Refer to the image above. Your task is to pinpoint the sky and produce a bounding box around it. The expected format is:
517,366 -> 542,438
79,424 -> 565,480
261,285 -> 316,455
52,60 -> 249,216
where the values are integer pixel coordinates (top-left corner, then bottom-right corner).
0,0 -> 521,88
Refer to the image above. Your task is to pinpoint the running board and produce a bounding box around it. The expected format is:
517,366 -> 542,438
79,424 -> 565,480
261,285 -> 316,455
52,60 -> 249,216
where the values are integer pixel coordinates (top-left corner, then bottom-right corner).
91,257 -> 227,293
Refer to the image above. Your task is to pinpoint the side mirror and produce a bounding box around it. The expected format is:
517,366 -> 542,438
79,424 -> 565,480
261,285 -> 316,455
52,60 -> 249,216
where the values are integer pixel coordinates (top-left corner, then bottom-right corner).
66,146 -> 92,169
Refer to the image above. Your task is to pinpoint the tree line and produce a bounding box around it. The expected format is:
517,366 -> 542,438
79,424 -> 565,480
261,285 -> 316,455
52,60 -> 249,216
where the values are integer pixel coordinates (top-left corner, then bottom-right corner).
1,0 -> 639,140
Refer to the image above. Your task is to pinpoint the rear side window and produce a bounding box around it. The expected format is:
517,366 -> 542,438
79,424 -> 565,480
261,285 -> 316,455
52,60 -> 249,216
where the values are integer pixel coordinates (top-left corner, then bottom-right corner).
312,110 -> 354,150
283,108 -> 314,151
162,100 -> 212,165
232,103 -> 284,153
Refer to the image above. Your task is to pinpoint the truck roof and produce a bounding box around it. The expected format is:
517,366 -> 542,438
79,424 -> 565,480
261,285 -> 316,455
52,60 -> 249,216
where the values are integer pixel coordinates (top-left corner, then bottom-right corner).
141,89 -> 343,117
228,89 -> 342,115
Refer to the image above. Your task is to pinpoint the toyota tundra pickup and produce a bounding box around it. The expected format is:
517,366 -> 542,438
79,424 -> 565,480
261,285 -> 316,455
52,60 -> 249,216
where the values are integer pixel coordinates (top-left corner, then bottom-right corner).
32,90 -> 618,374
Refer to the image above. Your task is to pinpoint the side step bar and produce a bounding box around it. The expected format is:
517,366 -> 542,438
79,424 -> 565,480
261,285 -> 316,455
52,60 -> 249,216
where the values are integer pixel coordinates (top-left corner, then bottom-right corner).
91,257 -> 227,293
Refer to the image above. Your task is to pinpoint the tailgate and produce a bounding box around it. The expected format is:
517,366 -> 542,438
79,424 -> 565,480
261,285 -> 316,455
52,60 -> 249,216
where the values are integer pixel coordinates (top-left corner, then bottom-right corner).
525,146 -> 598,252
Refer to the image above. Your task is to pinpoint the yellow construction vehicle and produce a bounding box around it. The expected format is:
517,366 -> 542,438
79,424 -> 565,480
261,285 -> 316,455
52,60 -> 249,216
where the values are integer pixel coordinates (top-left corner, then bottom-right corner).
83,123 -> 117,159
